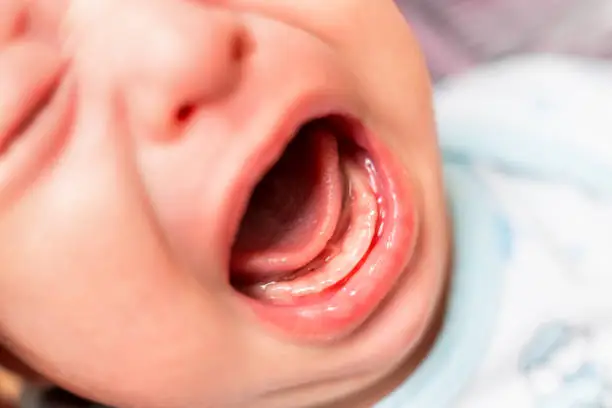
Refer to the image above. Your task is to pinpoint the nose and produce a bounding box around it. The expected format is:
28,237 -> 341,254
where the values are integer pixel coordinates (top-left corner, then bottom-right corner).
88,0 -> 247,134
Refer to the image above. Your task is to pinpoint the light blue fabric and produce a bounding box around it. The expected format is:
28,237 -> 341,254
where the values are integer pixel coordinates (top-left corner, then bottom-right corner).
436,55 -> 612,198
376,55 -> 612,408
375,163 -> 511,408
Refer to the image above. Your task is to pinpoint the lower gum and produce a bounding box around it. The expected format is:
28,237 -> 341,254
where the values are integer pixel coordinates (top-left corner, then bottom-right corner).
246,157 -> 380,305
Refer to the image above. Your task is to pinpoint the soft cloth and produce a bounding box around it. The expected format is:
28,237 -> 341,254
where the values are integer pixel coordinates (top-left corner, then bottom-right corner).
377,55 -> 612,407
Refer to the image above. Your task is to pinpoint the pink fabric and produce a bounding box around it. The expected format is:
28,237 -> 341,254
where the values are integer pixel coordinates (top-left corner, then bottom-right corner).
398,0 -> 612,80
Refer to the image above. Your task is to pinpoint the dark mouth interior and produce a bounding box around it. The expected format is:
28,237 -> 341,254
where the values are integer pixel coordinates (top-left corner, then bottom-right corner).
230,115 -> 363,289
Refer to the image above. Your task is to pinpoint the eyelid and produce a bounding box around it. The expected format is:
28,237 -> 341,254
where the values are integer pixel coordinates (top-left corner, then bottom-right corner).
0,41 -> 64,152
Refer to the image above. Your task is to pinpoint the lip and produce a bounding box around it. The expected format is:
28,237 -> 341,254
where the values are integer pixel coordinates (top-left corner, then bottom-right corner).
226,95 -> 418,342
0,73 -> 75,200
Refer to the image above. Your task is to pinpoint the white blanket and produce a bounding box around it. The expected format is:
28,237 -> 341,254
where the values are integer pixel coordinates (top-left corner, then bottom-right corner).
378,55 -> 612,408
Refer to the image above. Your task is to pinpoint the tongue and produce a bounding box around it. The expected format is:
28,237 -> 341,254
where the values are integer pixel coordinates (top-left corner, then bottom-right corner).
231,124 -> 344,280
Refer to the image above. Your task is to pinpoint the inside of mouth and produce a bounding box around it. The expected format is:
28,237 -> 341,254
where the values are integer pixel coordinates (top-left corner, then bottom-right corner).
230,116 -> 383,304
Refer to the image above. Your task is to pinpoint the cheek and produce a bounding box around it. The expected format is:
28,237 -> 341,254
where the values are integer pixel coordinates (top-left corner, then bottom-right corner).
0,165 -> 157,357
0,160 -> 241,408
334,17 -> 438,192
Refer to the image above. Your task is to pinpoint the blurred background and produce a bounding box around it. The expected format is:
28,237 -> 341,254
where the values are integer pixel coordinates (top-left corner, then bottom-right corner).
397,0 -> 612,81
2,0 -> 612,407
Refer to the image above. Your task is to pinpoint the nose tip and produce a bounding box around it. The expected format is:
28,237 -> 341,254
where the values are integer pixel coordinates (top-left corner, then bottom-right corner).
116,2 -> 248,134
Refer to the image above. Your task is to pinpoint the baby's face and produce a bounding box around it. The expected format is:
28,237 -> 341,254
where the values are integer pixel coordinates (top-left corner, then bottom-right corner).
0,1 -> 449,407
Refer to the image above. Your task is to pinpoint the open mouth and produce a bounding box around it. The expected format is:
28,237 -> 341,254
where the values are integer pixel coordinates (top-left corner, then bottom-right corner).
229,114 -> 416,340
231,116 -> 382,304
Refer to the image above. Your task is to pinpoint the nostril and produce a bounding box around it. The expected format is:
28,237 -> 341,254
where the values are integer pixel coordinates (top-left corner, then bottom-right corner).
127,8 -> 250,137
175,103 -> 196,125
171,29 -> 248,129
230,29 -> 249,63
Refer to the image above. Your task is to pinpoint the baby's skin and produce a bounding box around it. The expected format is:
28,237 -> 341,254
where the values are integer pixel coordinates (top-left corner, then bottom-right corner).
0,1 -> 450,407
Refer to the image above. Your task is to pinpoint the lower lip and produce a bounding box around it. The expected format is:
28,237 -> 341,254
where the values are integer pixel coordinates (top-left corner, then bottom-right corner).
238,127 -> 418,342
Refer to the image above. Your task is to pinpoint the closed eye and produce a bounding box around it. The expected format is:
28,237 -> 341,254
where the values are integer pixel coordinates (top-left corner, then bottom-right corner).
0,76 -> 61,155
